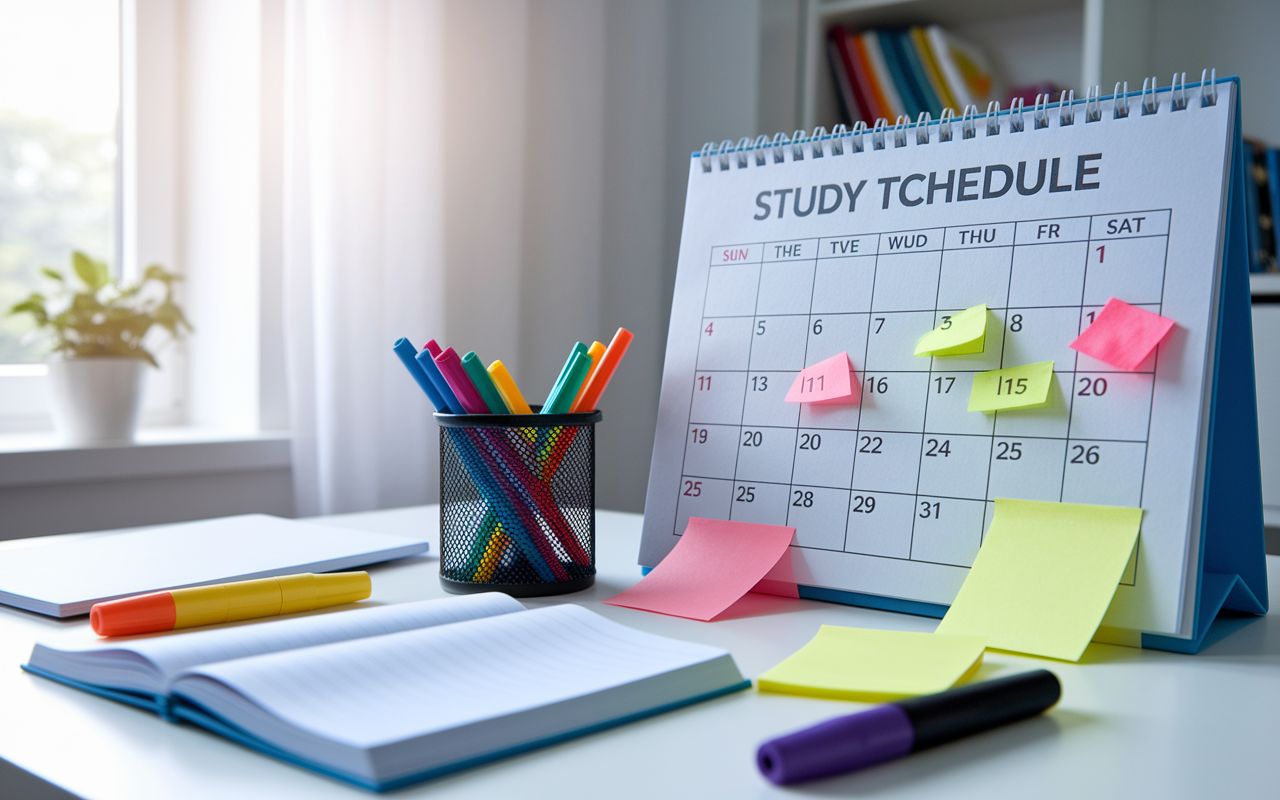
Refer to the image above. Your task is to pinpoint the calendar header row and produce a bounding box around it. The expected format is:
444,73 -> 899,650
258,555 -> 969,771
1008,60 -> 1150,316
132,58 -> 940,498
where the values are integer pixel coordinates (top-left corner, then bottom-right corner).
709,211 -> 1171,266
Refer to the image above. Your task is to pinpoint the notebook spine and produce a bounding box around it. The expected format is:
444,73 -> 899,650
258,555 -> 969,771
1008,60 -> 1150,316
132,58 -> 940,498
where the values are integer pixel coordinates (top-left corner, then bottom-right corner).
698,69 -> 1219,174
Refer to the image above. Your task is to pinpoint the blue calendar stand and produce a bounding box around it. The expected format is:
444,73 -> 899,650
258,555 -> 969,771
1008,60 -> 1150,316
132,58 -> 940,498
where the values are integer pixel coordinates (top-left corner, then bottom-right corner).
1141,79 -> 1269,653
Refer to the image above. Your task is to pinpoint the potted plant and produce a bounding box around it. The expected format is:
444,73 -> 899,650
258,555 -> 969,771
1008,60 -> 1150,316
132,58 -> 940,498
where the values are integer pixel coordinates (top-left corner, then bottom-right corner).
7,252 -> 192,444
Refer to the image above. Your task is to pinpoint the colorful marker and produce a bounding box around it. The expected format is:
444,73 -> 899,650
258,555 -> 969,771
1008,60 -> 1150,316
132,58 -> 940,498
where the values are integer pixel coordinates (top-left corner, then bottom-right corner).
434,347 -> 489,414
570,341 -> 606,410
90,572 -> 372,637
461,351 -> 511,414
543,351 -> 592,414
756,670 -> 1062,785
419,340 -> 465,414
572,327 -> 633,412
488,360 -> 534,414
393,338 -> 448,412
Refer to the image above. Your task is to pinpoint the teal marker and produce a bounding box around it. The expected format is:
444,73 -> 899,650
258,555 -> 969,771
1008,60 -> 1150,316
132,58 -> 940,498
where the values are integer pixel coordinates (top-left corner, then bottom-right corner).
543,342 -> 587,411
461,351 -> 511,414
542,351 -> 592,414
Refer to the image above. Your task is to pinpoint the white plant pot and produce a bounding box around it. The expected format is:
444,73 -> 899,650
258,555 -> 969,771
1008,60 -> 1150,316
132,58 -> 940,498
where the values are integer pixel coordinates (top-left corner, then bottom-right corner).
46,357 -> 147,445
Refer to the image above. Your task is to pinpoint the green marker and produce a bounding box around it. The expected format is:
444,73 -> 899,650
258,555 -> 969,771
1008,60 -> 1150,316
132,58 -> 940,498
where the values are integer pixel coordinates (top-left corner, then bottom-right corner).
542,342 -> 588,412
461,351 -> 511,414
543,351 -> 592,414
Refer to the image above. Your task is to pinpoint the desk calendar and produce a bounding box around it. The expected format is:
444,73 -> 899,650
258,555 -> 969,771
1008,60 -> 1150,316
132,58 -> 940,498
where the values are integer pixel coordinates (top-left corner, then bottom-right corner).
641,77 -> 1268,651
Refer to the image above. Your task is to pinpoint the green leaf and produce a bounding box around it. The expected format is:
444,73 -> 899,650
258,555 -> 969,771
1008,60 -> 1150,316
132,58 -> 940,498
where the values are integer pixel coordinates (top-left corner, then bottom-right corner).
41,267 -> 65,282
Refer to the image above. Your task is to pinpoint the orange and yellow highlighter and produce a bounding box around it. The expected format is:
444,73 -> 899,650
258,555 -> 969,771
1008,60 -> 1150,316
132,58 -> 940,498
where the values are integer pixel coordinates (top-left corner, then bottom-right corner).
90,572 -> 372,637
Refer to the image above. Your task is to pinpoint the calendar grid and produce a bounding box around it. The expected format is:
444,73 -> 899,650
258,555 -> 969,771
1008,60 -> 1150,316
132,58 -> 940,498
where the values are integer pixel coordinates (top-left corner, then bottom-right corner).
676,210 -> 1170,579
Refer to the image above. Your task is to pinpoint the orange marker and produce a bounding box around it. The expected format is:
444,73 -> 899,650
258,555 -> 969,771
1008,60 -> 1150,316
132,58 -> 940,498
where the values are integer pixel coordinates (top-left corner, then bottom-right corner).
90,572 -> 371,637
570,341 -> 607,410
571,327 -> 633,412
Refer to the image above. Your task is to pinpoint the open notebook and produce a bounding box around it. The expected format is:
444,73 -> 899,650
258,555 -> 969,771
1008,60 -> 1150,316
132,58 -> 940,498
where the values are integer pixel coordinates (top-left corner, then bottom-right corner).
24,594 -> 748,791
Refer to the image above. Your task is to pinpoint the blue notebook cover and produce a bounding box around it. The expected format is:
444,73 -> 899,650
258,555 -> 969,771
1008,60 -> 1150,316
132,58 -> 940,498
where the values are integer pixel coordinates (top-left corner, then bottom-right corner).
896,30 -> 941,116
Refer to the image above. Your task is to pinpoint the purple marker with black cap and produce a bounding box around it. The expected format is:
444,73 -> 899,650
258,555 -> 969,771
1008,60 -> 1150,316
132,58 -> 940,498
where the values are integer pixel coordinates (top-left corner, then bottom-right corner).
756,669 -> 1061,785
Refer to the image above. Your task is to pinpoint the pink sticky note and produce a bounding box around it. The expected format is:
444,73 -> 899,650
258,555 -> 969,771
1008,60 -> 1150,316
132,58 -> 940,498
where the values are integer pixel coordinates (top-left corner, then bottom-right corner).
604,517 -> 795,621
784,352 -> 859,405
1069,298 -> 1175,371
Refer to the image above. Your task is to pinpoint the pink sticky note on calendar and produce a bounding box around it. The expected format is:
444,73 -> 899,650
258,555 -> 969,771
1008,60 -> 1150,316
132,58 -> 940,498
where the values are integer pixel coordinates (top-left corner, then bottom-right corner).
784,352 -> 860,405
604,517 -> 796,621
1069,298 -> 1175,371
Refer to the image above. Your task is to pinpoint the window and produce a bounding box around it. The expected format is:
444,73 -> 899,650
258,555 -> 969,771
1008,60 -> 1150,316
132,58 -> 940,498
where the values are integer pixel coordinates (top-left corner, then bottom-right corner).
0,0 -> 120,366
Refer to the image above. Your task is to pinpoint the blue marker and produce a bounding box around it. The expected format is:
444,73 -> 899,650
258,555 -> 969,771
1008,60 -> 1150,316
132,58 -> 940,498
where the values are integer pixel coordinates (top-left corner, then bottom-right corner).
393,338 -> 448,412
416,343 -> 466,415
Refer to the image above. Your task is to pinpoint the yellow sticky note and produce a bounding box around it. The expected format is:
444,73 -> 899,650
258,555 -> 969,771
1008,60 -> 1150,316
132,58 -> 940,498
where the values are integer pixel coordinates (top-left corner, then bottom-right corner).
969,361 -> 1054,412
935,498 -> 1142,662
756,626 -> 986,702
914,304 -> 988,357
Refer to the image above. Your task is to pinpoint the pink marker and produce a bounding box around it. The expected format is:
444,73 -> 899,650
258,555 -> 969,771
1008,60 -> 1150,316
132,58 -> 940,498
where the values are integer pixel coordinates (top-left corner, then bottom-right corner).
434,347 -> 489,414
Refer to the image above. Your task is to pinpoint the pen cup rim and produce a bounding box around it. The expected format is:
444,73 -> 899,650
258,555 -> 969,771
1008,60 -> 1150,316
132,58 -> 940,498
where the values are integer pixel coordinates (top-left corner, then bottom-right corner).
434,408 -> 603,428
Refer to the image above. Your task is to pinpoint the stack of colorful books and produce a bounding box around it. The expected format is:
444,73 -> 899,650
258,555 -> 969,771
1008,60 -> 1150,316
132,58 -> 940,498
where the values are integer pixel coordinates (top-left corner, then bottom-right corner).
827,24 -> 994,124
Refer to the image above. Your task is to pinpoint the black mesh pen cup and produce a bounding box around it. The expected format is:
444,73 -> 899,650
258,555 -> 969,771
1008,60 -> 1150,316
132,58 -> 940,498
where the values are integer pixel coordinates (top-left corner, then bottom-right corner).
435,408 -> 601,596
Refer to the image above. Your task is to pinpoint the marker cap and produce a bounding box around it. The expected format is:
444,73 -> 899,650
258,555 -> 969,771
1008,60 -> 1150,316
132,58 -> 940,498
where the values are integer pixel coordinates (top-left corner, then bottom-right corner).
90,591 -> 177,637
756,703 -> 914,785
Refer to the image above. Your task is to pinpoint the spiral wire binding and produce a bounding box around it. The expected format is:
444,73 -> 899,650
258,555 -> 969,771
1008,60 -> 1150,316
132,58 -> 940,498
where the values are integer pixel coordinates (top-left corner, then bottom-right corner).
810,127 -> 828,158
1008,97 -> 1025,132
916,112 -> 932,145
1034,93 -> 1050,129
938,107 -> 954,142
1059,89 -> 1076,125
830,123 -> 847,155
695,71 -> 1221,170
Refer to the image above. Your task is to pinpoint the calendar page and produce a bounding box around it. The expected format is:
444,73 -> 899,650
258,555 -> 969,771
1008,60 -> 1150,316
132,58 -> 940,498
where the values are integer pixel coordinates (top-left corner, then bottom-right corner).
641,84 -> 1236,639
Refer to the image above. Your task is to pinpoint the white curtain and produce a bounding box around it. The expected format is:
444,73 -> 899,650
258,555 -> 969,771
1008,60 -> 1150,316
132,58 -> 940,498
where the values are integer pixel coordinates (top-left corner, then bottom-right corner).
282,0 -> 445,516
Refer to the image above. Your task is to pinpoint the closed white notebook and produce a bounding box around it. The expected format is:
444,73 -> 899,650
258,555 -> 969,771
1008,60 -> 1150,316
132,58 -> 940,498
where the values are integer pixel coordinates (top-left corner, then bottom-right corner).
0,514 -> 430,617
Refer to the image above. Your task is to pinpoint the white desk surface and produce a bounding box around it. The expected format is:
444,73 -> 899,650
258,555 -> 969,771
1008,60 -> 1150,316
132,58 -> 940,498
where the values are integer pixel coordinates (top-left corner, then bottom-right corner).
1,507 -> 1276,799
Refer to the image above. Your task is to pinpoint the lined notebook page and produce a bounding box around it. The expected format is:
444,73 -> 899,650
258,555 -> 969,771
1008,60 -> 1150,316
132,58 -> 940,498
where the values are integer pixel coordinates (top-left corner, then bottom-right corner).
173,604 -> 733,748
34,594 -> 524,688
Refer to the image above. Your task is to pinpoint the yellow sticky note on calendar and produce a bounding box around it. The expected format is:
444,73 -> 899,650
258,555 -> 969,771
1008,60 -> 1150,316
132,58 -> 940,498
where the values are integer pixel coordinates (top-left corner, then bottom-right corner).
756,626 -> 986,702
969,361 -> 1054,412
935,498 -> 1142,662
914,304 -> 988,357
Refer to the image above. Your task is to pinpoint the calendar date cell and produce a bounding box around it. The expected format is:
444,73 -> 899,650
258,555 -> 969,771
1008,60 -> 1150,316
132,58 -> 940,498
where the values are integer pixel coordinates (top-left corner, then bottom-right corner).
748,315 -> 810,371
870,250 -> 944,313
682,424 -> 738,479
696,316 -> 753,371
811,256 -> 876,314
924,372 -> 995,436
915,434 -> 992,500
688,371 -> 746,425
861,311 -> 937,372
791,428 -> 857,489
741,372 -> 801,427
986,436 -> 1067,502
928,307 -> 1005,373
1007,241 -> 1088,308
936,246 -> 1013,311
756,261 -> 817,315
734,426 -> 798,484
856,372 -> 928,433
703,264 -> 761,317
786,486 -> 852,550
910,497 -> 985,567
999,306 -> 1080,371
1061,440 -> 1147,508
1067,372 -> 1154,442
844,491 -> 914,559
674,477 -> 733,536
851,431 -> 924,494
804,313 -> 869,369
728,481 -> 791,526
1082,235 -> 1168,306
